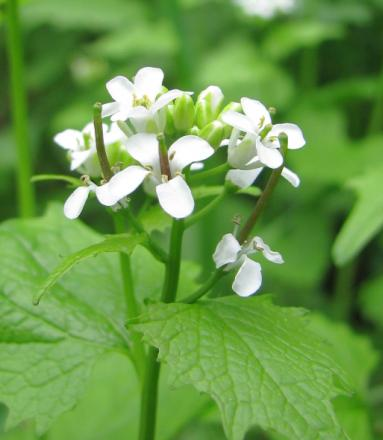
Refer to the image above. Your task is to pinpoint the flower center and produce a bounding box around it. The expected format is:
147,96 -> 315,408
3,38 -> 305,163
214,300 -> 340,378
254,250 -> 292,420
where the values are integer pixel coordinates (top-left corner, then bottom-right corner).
133,94 -> 151,108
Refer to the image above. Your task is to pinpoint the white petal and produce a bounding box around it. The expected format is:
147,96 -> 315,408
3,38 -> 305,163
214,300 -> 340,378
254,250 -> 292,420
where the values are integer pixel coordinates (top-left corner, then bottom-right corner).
221,110 -> 255,133
256,138 -> 284,169
269,123 -> 305,149
232,256 -> 262,297
134,67 -> 164,101
102,102 -> 121,118
151,89 -> 192,114
124,133 -> 159,168
228,134 -> 257,169
226,169 -> 263,189
168,135 -> 214,173
190,162 -> 205,171
253,236 -> 284,264
106,75 -> 134,104
64,186 -> 91,219
198,85 -> 224,111
241,98 -> 271,131
96,166 -> 149,206
281,167 -> 300,187
54,129 -> 82,151
156,176 -> 194,218
70,150 -> 92,170
213,233 -> 241,268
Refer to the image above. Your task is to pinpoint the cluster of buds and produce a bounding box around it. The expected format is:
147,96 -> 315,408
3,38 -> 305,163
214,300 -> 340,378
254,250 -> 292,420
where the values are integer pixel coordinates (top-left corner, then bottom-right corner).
54,66 -> 306,297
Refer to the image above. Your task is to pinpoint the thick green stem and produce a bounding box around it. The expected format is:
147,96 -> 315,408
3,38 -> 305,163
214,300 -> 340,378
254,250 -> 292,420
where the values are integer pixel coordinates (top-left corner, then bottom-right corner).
185,189 -> 228,229
181,270 -> 226,304
113,213 -> 145,378
138,219 -> 184,440
333,260 -> 356,321
93,102 -> 113,181
191,163 -> 229,183
5,0 -> 35,217
238,135 -> 288,244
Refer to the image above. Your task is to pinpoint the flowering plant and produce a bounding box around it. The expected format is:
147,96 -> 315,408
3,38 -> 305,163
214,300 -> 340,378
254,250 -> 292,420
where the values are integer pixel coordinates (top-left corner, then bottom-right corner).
1,66 -> 356,440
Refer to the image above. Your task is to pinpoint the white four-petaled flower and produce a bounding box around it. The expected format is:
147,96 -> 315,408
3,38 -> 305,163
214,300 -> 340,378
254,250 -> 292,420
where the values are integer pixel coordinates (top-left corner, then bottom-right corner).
54,122 -> 122,172
95,133 -> 214,219
102,67 -> 190,132
222,97 -> 305,189
213,233 -> 283,297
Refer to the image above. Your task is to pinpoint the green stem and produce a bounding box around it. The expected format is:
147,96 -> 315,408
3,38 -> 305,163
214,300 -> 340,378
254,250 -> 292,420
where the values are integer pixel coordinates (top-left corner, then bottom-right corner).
190,163 -> 229,183
123,207 -> 168,263
113,213 -> 145,378
181,270 -> 226,304
93,102 -> 113,181
333,260 -> 356,321
238,135 -> 288,244
5,0 -> 35,217
185,189 -> 228,229
138,219 -> 184,440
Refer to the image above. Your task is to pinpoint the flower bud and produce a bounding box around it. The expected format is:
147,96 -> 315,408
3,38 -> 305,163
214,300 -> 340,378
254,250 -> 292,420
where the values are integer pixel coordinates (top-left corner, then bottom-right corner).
195,86 -> 224,128
189,125 -> 200,136
164,104 -> 176,136
219,102 -> 242,138
199,121 -> 225,149
173,94 -> 195,131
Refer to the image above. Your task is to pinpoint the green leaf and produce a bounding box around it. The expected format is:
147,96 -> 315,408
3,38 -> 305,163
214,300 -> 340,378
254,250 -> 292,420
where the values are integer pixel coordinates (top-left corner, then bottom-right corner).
134,296 -> 351,440
31,174 -> 81,187
0,207 -> 130,434
333,165 -> 383,266
34,233 -> 145,305
359,275 -> 383,328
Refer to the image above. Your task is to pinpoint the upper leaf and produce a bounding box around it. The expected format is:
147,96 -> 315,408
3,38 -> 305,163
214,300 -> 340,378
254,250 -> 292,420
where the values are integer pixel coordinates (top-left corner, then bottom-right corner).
134,296 -> 351,440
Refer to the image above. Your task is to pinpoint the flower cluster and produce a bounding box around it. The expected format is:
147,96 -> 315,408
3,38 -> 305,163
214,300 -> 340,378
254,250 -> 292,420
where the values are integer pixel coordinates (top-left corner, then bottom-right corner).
54,66 -> 306,297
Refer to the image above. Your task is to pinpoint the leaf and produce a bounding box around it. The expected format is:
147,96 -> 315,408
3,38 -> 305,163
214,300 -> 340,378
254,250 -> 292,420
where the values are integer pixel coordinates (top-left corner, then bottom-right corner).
333,165 -> 383,266
359,275 -> 383,328
0,206 -> 131,434
134,296 -> 351,440
31,174 -> 81,187
34,233 -> 145,305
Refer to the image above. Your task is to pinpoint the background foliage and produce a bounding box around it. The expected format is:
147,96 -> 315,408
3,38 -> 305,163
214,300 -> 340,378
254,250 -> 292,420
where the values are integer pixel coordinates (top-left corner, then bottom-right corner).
0,0 -> 383,438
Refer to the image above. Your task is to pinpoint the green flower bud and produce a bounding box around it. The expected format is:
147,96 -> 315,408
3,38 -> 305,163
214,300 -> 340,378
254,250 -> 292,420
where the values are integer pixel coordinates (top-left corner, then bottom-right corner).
173,94 -> 195,131
195,86 -> 224,128
165,104 -> 176,136
199,121 -> 225,149
189,125 -> 200,136
219,101 -> 242,138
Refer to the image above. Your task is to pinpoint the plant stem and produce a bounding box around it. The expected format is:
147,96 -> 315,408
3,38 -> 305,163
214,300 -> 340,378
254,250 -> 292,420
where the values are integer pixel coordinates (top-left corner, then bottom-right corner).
5,0 -> 35,217
138,219 -> 184,440
93,102 -> 113,181
181,270 -> 226,304
113,213 -> 145,378
185,189 -> 228,229
238,136 -> 288,244
190,163 -> 229,183
333,260 -> 356,321
123,207 -> 168,264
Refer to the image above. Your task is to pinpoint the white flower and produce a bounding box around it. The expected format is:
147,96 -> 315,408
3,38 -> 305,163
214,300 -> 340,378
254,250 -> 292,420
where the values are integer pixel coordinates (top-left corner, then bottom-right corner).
54,122 -> 122,172
221,97 -> 305,189
96,133 -> 214,219
102,67 -> 191,132
213,233 -> 283,297
234,0 -> 296,19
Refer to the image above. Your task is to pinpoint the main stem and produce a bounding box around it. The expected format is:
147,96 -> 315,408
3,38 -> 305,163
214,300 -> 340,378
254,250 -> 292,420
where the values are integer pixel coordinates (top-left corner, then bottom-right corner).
138,219 -> 184,440
6,0 -> 35,217
113,213 -> 145,378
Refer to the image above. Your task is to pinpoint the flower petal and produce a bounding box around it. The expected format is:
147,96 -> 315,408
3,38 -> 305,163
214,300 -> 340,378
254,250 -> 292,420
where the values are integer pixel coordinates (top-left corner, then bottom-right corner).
221,110 -> 255,133
269,123 -> 305,149
226,169 -> 263,189
102,102 -> 121,118
156,175 -> 194,218
134,67 -> 164,101
241,98 -> 271,131
96,165 -> 149,206
232,256 -> 262,297
256,138 -> 284,169
54,129 -> 82,151
124,133 -> 159,168
281,167 -> 300,187
228,134 -> 257,169
106,75 -> 134,103
168,135 -> 214,173
70,150 -> 92,170
64,186 -> 91,219
253,236 -> 284,264
151,89 -> 190,114
213,233 -> 241,268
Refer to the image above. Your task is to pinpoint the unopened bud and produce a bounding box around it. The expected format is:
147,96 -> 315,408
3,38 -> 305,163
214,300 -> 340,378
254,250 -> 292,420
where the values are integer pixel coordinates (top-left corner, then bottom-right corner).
173,94 -> 195,131
219,102 -> 242,138
199,120 -> 225,149
165,104 -> 176,136
189,125 -> 200,136
195,86 -> 224,128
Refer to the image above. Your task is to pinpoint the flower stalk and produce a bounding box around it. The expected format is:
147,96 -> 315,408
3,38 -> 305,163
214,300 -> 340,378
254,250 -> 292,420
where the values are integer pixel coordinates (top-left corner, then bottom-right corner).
93,102 -> 113,181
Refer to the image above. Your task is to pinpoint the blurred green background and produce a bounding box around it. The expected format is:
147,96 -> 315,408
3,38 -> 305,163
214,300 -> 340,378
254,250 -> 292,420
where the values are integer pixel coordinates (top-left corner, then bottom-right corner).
1,0 -> 383,438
